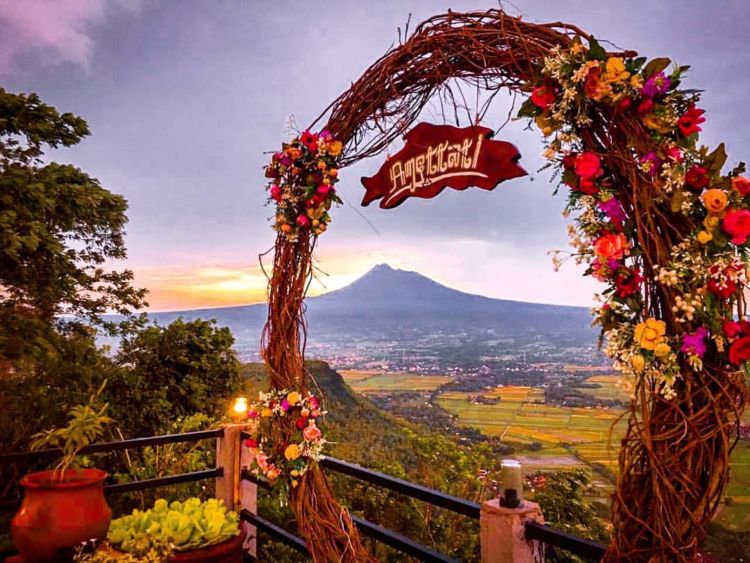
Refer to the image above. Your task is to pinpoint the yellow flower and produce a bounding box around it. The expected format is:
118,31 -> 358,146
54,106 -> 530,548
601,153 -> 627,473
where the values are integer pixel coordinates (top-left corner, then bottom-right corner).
286,391 -> 301,407
570,41 -> 586,55
642,114 -> 673,134
631,354 -> 645,372
630,75 -> 644,89
634,318 -> 667,351
704,215 -> 720,230
702,189 -> 728,215
290,469 -> 300,477
697,231 -> 713,244
603,57 -> 629,83
535,113 -> 555,137
654,342 -> 671,357
284,444 -> 301,461
291,479 -> 298,488
261,407 -> 273,417
327,140 -> 343,157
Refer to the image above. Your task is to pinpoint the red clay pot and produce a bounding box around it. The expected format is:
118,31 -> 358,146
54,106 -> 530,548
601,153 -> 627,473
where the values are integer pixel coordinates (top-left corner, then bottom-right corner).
11,468 -> 111,562
168,528 -> 247,563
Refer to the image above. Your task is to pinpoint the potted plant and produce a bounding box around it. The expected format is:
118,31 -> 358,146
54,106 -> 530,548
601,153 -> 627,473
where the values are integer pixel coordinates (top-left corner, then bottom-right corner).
97,497 -> 244,562
11,382 -> 114,562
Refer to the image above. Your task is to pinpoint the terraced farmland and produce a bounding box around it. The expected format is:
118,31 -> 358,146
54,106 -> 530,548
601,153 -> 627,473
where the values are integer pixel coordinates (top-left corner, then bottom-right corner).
340,370 -> 452,393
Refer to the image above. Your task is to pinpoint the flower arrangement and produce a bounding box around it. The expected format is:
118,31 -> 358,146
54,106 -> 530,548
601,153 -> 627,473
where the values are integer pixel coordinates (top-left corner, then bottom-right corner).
107,498 -> 239,555
244,389 -> 326,487
264,130 -> 343,239
519,37 -> 748,399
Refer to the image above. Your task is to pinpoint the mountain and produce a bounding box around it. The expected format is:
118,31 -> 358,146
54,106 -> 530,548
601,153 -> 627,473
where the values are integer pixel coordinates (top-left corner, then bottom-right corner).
144,264 -> 597,358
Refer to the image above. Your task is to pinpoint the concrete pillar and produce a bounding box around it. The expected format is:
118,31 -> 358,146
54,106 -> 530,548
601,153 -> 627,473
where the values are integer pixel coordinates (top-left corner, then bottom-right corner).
480,499 -> 544,563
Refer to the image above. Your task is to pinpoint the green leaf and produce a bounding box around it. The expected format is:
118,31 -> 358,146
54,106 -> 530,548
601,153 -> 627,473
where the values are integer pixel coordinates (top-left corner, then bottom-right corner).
642,57 -> 671,78
587,36 -> 607,61
705,143 -> 728,175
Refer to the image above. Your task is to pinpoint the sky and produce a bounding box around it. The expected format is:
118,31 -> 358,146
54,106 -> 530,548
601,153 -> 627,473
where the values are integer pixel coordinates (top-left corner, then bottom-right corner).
2,0 -> 749,311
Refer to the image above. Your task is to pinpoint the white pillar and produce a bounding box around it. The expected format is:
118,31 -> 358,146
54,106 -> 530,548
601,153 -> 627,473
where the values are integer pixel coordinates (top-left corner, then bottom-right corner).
480,499 -> 544,563
239,431 -> 258,558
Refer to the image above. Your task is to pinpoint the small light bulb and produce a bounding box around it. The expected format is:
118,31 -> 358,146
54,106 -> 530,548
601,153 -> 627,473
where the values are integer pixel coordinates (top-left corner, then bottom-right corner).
231,397 -> 248,420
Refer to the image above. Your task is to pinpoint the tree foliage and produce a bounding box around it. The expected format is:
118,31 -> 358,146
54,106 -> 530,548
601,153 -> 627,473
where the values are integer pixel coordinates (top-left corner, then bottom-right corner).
109,318 -> 243,437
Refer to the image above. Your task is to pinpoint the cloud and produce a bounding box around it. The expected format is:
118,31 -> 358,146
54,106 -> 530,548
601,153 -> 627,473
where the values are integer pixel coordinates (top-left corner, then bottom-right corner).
0,0 -> 114,76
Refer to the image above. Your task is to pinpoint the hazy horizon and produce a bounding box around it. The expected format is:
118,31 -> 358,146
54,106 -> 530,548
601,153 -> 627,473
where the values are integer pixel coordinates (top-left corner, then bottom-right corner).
3,1 -> 749,310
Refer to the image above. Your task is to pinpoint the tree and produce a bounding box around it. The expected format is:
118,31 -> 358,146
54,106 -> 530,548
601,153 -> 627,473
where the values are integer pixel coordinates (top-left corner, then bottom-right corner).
109,319 -> 243,437
0,87 -> 146,338
0,88 -> 146,459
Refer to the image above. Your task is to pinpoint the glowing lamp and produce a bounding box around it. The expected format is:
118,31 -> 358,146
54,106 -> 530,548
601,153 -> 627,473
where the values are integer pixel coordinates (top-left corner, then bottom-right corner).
230,397 -> 248,422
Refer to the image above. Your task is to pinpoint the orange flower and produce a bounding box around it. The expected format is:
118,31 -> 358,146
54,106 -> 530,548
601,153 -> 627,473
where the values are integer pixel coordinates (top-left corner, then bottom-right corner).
594,233 -> 629,260
702,189 -> 728,215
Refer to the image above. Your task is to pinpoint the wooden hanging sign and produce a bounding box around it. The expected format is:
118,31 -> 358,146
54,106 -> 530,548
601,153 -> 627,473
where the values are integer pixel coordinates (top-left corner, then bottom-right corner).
360,123 -> 527,209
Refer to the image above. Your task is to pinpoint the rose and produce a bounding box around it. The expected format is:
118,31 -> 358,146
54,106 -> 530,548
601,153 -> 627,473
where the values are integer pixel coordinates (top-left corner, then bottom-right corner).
574,152 -> 602,179
295,416 -> 308,430
634,318 -> 666,351
327,140 -> 343,157
729,336 -> 750,365
303,423 -> 322,441
594,232 -> 628,260
732,176 -> 750,196
654,342 -> 671,357
296,215 -> 311,227
722,209 -> 750,245
685,166 -> 710,190
723,320 -> 743,340
531,85 -> 556,110
702,189 -> 728,215
637,99 -> 654,115
265,467 -> 280,481
245,438 -> 258,448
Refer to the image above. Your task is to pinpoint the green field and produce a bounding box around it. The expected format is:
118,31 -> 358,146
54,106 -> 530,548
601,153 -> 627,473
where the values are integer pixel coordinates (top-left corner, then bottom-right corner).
340,370 -> 452,393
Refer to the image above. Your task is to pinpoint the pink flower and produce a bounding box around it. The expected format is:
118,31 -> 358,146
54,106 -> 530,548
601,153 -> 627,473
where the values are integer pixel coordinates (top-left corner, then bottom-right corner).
723,209 -> 750,245
303,423 -> 322,441
316,184 -> 331,196
681,327 -> 708,358
270,185 -> 282,202
296,215 -> 311,228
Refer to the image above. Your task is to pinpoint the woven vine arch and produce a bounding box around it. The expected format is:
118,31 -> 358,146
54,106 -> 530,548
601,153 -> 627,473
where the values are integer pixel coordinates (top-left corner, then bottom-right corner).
259,9 -> 747,562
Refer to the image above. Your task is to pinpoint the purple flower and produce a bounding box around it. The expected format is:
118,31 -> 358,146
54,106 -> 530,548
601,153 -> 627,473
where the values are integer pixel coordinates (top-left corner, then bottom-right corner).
640,151 -> 661,177
607,257 -> 621,271
681,327 -> 708,357
279,156 -> 292,167
281,399 -> 290,411
642,72 -> 672,98
598,198 -> 626,226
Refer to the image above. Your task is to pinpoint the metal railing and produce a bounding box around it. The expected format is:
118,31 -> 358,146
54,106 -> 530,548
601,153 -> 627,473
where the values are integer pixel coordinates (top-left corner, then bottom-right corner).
1,429 -> 608,562
240,431 -> 607,562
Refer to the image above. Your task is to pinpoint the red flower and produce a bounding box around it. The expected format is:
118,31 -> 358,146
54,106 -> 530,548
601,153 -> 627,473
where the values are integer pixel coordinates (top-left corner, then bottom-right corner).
732,176 -> 750,196
583,66 -> 602,99
708,278 -> 737,299
577,177 -> 599,195
594,232 -> 628,260
270,185 -> 283,202
531,85 -> 557,110
295,416 -> 308,430
245,439 -> 258,448
685,165 -> 710,190
722,209 -> 750,245
300,130 -> 319,152
296,215 -> 311,227
617,98 -> 632,112
637,99 -> 654,115
575,152 -> 602,179
723,320 -> 743,340
562,153 -> 578,169
729,336 -> 750,365
615,268 -> 642,298
677,105 -> 706,137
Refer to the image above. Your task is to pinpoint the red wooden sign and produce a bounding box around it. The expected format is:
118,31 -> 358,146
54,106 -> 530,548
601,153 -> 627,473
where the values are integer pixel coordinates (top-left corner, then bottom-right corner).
361,123 -> 527,209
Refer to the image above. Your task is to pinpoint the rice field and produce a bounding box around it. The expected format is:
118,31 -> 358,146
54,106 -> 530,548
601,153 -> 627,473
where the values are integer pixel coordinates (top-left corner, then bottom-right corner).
340,370 -> 452,393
